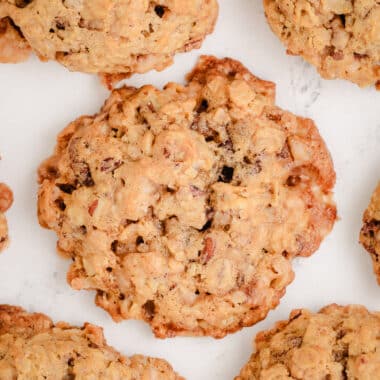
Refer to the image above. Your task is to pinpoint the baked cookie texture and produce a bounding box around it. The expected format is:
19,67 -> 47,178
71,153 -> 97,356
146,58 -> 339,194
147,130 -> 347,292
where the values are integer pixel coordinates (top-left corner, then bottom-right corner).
236,304 -> 380,380
0,182 -> 13,252
0,16 -> 30,63
0,0 -> 218,79
360,182 -> 380,284
38,56 -> 336,338
264,0 -> 380,89
0,305 -> 182,379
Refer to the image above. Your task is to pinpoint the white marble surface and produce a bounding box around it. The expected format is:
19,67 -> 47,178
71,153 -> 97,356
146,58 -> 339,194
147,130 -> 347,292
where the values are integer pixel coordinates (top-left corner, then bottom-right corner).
0,1 -> 379,379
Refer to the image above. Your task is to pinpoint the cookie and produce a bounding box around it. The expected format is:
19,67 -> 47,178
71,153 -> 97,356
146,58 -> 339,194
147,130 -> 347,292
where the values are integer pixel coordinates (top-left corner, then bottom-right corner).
264,0 -> 380,89
0,183 -> 13,252
0,17 -> 31,63
236,304 -> 380,380
0,305 -> 182,379
0,305 -> 182,380
360,182 -> 380,284
0,0 -> 217,81
38,56 -> 336,338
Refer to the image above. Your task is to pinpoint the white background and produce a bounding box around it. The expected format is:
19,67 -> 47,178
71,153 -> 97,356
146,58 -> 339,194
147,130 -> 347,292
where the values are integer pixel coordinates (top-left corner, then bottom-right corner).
0,1 -> 379,379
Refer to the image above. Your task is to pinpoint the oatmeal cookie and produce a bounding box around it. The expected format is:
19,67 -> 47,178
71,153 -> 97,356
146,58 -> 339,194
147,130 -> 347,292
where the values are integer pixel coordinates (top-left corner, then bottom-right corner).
360,182 -> 380,284
0,305 -> 182,379
0,0 -> 217,81
0,182 -> 13,252
38,56 -> 336,338
236,304 -> 380,380
264,0 -> 380,89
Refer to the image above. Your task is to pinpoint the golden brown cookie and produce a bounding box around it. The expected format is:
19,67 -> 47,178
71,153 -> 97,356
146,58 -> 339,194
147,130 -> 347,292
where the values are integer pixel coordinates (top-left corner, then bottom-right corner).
236,304 -> 380,380
0,0 -> 218,81
38,56 -> 336,338
0,182 -> 13,252
0,16 -> 31,63
360,182 -> 380,284
264,0 -> 380,89
0,305 -> 182,379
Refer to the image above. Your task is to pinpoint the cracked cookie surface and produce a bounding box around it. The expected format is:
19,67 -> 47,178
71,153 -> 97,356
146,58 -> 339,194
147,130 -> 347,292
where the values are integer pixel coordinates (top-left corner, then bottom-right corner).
236,304 -> 380,380
360,182 -> 380,284
0,0 -> 217,78
264,0 -> 380,89
0,182 -> 13,252
0,305 -> 182,379
38,56 -> 336,338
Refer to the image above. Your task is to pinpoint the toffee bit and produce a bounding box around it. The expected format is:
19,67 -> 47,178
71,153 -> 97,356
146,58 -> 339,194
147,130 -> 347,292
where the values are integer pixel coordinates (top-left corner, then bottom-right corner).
88,200 -> 98,216
200,237 -> 215,264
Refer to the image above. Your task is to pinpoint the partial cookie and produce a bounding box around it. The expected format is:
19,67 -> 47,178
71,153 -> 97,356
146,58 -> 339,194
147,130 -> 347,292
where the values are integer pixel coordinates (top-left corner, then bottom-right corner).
360,182 -> 380,284
38,56 -> 336,338
0,305 -> 182,379
0,17 -> 31,63
0,0 -> 217,81
0,183 -> 13,252
264,0 -> 380,89
236,304 -> 380,379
